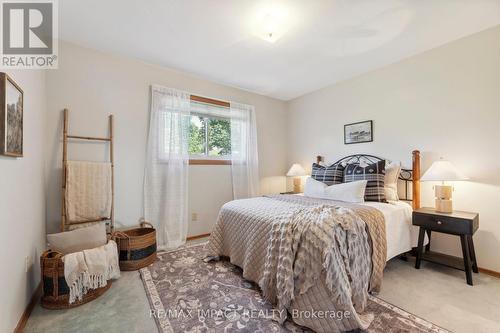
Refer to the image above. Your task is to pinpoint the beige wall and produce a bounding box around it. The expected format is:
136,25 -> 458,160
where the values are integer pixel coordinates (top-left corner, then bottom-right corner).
287,25 -> 500,272
0,70 -> 46,333
45,41 -> 288,235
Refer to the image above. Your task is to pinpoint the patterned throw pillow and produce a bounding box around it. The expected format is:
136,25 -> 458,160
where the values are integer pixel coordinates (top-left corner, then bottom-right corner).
344,160 -> 387,202
311,163 -> 345,186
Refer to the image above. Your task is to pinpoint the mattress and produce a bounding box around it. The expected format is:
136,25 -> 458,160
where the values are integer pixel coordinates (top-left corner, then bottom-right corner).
360,200 -> 428,260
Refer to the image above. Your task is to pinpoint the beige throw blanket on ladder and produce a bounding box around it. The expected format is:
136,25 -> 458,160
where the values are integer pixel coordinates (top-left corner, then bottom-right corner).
66,160 -> 112,222
62,240 -> 120,304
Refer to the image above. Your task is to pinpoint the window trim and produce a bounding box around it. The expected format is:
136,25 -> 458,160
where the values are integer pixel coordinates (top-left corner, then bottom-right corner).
189,159 -> 231,165
189,94 -> 231,165
190,94 -> 230,108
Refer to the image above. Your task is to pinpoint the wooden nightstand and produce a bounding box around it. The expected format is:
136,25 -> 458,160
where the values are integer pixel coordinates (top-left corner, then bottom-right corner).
413,207 -> 479,285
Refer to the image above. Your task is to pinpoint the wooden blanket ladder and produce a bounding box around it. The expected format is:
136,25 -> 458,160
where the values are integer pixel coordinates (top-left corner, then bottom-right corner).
61,108 -> 114,233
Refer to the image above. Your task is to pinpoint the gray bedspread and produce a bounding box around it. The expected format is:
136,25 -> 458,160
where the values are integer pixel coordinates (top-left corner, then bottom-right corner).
207,194 -> 386,332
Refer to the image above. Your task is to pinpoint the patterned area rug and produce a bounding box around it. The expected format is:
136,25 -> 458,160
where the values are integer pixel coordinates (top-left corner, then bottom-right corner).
140,243 -> 449,333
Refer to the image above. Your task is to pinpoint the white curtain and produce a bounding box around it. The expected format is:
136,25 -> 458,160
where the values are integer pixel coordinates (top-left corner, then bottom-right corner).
230,102 -> 260,199
144,85 -> 190,249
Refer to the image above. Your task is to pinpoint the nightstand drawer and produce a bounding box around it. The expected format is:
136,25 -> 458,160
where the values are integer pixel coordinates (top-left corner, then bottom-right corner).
413,213 -> 472,234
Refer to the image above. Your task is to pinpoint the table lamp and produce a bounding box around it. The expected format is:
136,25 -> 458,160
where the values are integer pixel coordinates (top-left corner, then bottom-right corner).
287,163 -> 307,193
420,158 -> 468,213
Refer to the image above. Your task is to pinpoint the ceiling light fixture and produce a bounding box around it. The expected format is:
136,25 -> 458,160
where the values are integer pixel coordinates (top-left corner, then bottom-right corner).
253,3 -> 290,43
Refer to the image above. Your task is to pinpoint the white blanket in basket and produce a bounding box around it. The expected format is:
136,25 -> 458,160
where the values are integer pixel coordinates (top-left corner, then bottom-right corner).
62,240 -> 120,304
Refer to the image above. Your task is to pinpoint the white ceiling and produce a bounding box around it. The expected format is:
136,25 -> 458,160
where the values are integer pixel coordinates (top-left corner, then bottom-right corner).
59,0 -> 500,101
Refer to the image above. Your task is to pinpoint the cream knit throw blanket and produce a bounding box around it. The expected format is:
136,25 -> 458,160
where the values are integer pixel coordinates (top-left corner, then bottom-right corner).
62,240 -> 120,304
259,204 -> 374,329
66,160 -> 112,222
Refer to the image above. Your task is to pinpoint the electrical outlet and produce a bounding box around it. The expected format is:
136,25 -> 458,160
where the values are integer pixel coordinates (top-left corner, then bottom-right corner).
191,213 -> 198,221
25,255 -> 32,273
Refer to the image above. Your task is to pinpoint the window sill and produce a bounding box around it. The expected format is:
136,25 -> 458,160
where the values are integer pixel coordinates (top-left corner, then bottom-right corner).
189,159 -> 231,165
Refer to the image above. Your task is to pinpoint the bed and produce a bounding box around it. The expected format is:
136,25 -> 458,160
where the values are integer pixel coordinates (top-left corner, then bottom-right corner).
361,200 -> 422,260
207,151 -> 424,332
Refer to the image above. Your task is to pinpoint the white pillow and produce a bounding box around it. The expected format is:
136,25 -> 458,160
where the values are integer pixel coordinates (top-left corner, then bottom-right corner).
304,176 -> 328,198
304,177 -> 367,203
385,161 -> 401,201
47,223 -> 107,254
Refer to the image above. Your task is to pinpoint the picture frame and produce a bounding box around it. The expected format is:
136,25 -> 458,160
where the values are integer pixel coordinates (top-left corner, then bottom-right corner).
344,120 -> 373,145
0,73 -> 24,157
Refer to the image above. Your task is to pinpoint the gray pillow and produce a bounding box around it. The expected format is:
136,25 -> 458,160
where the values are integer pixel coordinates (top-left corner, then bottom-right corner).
311,163 -> 345,185
47,223 -> 107,254
344,160 -> 387,203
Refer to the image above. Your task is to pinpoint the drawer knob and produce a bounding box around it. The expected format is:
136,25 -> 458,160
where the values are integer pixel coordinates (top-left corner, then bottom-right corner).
437,220 -> 443,225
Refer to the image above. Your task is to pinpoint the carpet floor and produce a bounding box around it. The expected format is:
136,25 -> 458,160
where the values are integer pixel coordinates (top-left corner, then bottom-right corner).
140,242 -> 449,332
25,237 -> 500,333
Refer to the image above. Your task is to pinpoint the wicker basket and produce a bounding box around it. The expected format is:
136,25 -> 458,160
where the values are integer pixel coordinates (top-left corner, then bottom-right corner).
114,220 -> 157,271
40,250 -> 112,309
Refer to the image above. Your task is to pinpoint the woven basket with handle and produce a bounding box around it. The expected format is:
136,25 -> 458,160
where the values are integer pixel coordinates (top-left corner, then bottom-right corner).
40,249 -> 112,309
113,219 -> 157,271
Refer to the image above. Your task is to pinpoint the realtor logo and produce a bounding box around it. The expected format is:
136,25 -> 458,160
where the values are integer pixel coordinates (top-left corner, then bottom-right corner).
1,0 -> 58,68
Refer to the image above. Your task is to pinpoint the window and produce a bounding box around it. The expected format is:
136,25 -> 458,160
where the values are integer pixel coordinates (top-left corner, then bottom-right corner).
188,97 -> 231,164
188,115 -> 231,158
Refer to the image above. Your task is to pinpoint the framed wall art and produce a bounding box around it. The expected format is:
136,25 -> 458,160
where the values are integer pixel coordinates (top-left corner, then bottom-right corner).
0,73 -> 24,157
344,120 -> 373,145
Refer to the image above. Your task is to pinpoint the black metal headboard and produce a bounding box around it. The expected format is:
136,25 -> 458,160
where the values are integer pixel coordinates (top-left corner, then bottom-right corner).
316,154 -> 415,202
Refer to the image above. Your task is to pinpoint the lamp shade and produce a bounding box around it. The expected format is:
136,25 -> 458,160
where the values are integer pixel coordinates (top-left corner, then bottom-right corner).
420,159 -> 468,182
286,163 -> 307,177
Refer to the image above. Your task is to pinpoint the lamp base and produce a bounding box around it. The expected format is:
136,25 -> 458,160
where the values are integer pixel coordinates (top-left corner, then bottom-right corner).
435,185 -> 452,199
434,185 -> 453,213
435,199 -> 453,213
293,177 -> 301,193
